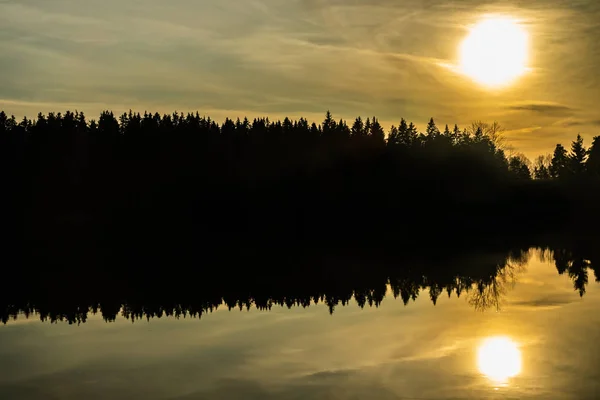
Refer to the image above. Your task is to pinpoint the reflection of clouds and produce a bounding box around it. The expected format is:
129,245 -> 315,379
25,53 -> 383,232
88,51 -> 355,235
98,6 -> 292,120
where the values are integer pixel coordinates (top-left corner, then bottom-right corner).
3,249 -> 600,399
392,340 -> 470,363
505,248 -> 591,311
510,294 -> 576,309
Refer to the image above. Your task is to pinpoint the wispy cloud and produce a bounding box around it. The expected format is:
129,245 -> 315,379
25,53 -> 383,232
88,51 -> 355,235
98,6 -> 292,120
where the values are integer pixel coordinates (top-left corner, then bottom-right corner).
507,103 -> 574,116
553,118 -> 600,128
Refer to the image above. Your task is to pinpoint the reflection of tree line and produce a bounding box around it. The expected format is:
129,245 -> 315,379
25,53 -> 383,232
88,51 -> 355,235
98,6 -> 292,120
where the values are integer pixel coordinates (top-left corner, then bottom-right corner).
550,240 -> 600,297
2,243 -> 598,325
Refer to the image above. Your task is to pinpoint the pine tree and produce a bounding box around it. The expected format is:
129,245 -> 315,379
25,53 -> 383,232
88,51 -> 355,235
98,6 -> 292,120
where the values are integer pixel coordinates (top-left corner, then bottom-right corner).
549,144 -> 569,179
450,124 -> 460,146
569,134 -> 587,176
387,125 -> 399,146
282,117 -> 293,135
351,117 -> 364,137
586,136 -> 600,179
310,122 -> 320,137
98,111 -> 119,137
426,118 -> 440,140
396,118 -> 412,146
336,119 -> 350,138
443,124 -> 451,137
369,117 -> 385,142
322,110 -> 336,136
0,111 -> 7,136
364,118 -> 371,137
407,122 -> 418,145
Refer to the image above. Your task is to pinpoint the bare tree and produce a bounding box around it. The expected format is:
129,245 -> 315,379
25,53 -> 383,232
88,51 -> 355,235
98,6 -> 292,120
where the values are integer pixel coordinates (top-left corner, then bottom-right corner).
533,154 -> 553,180
467,120 -> 508,150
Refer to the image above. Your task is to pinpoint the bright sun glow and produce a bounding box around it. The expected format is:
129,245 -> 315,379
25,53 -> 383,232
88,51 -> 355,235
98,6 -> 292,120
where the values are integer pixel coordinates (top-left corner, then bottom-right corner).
477,336 -> 522,384
459,17 -> 529,88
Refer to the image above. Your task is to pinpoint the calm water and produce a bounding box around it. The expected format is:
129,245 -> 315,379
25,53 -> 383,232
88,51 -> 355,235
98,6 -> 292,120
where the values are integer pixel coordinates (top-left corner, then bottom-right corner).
2,249 -> 600,399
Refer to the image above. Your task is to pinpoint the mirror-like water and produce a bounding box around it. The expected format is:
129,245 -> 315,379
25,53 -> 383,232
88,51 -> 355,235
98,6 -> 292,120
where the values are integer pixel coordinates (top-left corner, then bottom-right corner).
2,248 -> 600,399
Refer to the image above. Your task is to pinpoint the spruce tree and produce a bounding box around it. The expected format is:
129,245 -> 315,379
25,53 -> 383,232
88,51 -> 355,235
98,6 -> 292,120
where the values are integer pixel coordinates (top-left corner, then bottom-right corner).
550,144 -> 569,179
569,134 -> 587,176
586,136 -> 600,179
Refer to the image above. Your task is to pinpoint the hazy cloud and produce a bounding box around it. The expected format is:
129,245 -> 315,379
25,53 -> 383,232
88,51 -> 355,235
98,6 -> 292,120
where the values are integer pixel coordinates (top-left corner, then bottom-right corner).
555,119 -> 587,127
302,368 -> 356,381
507,103 -> 575,116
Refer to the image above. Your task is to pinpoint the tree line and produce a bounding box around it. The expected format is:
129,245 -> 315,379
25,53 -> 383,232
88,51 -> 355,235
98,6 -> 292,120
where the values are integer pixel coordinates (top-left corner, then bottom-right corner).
2,109 -> 598,180
3,110 -> 598,182
0,109 -> 598,272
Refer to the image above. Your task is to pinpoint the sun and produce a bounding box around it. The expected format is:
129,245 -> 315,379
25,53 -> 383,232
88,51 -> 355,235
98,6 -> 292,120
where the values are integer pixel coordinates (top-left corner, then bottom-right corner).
459,17 -> 530,88
477,336 -> 522,384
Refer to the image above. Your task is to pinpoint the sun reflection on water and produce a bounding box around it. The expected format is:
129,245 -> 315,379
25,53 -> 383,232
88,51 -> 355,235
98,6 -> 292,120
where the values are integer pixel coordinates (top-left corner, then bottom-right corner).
477,336 -> 522,385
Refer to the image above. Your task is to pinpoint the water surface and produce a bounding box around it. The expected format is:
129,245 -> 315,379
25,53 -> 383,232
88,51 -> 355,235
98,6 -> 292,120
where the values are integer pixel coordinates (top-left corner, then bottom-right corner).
2,249 -> 600,399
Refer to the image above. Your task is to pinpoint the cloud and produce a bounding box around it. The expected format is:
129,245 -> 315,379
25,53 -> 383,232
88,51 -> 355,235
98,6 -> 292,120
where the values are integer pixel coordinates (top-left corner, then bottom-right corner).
302,368 -> 356,381
552,118 -> 600,128
555,119 -> 586,127
169,379 -> 270,400
505,126 -> 544,136
507,103 -> 575,116
167,375 -> 404,400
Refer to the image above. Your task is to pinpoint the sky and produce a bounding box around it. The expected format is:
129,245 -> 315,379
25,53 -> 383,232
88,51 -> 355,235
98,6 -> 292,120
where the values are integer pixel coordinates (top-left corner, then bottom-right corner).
1,0 -> 599,157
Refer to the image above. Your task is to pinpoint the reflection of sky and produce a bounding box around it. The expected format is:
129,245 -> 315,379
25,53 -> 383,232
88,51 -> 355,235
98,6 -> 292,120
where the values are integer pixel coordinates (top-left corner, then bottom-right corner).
1,0 -> 599,158
1,252 -> 600,399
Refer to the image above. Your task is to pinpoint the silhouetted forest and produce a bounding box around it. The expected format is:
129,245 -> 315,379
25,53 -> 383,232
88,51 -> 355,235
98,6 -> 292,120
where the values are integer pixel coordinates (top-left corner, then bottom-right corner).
1,110 -> 599,324
2,110 -> 599,264
1,239 -> 598,324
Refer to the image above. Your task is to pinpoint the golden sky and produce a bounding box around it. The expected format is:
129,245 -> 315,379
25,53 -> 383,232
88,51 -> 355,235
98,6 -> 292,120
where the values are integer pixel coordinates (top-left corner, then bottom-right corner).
1,0 -> 599,158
